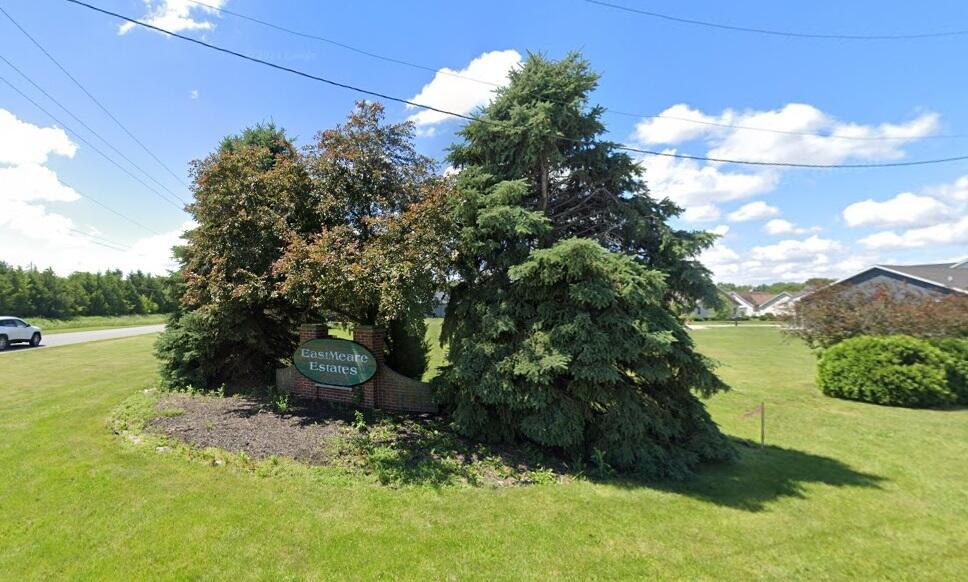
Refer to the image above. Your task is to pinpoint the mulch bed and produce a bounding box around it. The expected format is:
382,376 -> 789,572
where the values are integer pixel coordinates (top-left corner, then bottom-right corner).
146,393 -> 567,487
150,394 -> 347,465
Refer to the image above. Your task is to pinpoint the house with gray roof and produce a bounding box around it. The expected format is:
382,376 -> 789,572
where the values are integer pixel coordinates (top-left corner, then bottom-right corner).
823,260 -> 968,297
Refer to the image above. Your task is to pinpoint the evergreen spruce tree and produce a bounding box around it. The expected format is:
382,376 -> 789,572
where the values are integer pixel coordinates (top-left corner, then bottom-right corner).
437,53 -> 734,477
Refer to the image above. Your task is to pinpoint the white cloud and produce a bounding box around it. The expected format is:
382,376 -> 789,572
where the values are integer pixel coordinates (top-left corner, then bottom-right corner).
701,235 -> 865,284
0,108 -> 183,275
0,164 -> 80,203
682,204 -> 721,222
189,89 -> 199,100
123,221 -> 193,273
708,105 -> 937,165
0,219 -> 191,275
119,0 -> 227,35
698,241 -> 740,270
858,216 -> 968,250
634,104 -> 715,144
728,201 -> 780,222
763,218 -> 819,236
710,224 -> 730,236
635,103 -> 940,224
0,109 -> 76,166
924,175 -> 968,202
845,175 -> 968,251
407,50 -> 521,128
843,192 -> 950,228
749,235 -> 844,262
0,109 -> 80,249
642,152 -> 778,208
636,102 -> 938,165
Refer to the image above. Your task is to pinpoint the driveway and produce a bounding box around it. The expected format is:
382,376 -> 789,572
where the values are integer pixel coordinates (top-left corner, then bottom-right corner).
0,324 -> 165,353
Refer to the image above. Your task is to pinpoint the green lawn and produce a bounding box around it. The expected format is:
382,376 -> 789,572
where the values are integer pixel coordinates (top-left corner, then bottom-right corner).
26,313 -> 169,335
1,328 -> 965,579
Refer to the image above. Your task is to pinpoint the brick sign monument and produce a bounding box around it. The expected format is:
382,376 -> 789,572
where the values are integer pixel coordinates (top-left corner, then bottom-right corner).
278,323 -> 436,413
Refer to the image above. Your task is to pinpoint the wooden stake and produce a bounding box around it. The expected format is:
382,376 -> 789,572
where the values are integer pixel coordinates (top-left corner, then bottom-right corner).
760,401 -> 766,446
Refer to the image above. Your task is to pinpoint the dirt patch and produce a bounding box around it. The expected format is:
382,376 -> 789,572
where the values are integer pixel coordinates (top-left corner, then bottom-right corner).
146,393 -> 566,487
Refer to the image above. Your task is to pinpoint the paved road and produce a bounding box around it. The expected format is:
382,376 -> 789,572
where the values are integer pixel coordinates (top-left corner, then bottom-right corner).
0,324 -> 165,354
688,323 -> 782,329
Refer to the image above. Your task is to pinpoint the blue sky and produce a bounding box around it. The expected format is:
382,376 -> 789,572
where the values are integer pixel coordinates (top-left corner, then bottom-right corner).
1,0 -> 966,281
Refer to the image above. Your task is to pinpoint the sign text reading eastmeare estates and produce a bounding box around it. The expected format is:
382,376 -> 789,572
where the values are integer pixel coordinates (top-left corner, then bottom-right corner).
293,338 -> 378,387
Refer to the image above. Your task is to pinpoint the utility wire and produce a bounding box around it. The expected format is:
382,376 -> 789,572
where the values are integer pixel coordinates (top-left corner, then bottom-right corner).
0,73 -> 187,210
64,0 -> 968,169
185,0 -> 500,87
621,111 -> 966,141
184,0 -> 966,142
67,227 -> 132,251
0,53 -> 189,204
56,177 -> 162,236
0,4 -> 191,188
584,0 -> 968,40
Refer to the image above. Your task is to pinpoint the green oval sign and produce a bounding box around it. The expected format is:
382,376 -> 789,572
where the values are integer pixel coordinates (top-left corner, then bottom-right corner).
293,338 -> 378,387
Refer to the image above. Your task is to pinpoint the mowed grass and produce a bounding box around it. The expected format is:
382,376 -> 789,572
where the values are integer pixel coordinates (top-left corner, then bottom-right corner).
27,313 -> 169,335
0,328 -> 966,579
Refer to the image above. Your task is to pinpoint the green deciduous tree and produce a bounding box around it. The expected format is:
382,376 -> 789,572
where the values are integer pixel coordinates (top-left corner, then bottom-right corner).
157,123 -> 313,389
436,53 -> 733,477
274,103 -> 453,380
157,106 -> 455,388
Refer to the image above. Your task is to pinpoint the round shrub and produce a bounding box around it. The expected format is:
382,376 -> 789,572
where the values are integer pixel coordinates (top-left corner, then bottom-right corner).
817,335 -> 955,408
930,338 -> 968,404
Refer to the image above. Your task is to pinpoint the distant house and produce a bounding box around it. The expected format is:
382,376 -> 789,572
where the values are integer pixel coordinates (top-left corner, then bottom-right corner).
692,289 -> 805,319
815,260 -> 968,298
730,290 -> 805,317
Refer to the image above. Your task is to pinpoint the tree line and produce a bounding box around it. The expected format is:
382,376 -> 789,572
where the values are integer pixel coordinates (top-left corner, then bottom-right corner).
0,262 -> 178,318
718,278 -> 835,295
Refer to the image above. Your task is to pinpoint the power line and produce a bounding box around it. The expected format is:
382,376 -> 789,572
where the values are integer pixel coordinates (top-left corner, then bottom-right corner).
0,53 -> 189,204
64,0 -> 968,169
612,111 -> 967,141
64,1 -> 480,120
613,147 -> 968,169
584,0 -> 968,40
67,227 -> 132,251
0,4 -> 191,188
183,0 -> 965,142
0,73 -> 186,210
57,177 -> 162,235
185,0 -> 500,87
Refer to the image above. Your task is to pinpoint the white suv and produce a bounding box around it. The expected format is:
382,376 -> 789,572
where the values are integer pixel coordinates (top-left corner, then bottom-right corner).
0,317 -> 43,350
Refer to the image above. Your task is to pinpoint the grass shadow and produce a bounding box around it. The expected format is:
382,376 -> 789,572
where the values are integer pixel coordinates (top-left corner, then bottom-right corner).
608,438 -> 886,512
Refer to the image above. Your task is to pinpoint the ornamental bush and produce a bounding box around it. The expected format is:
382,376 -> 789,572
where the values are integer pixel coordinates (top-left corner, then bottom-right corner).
817,336 -> 957,408
791,284 -> 968,349
930,338 -> 968,403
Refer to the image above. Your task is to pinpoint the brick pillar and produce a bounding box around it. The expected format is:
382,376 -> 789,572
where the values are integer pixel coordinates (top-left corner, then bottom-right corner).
299,323 -> 329,342
292,323 -> 329,400
353,325 -> 385,409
